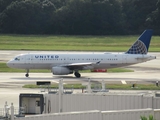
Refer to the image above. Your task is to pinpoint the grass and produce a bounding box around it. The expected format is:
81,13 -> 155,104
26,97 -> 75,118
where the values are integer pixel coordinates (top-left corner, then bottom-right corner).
0,63 -> 133,73
106,84 -> 160,90
0,34 -> 160,51
23,84 -> 86,89
23,83 -> 160,90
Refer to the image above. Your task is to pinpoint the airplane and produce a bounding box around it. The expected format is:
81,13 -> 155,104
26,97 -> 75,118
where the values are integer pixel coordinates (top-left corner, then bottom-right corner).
7,29 -> 156,78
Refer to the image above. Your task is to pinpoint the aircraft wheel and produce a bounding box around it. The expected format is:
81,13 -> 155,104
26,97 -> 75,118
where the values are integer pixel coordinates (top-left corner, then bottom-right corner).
25,73 -> 29,77
74,72 -> 81,78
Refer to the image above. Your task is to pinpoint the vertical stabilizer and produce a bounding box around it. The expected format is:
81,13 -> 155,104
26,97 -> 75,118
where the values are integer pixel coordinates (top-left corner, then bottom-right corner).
126,29 -> 153,54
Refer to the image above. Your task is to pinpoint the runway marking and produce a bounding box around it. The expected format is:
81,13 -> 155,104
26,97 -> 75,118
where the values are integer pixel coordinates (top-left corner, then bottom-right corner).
121,80 -> 127,84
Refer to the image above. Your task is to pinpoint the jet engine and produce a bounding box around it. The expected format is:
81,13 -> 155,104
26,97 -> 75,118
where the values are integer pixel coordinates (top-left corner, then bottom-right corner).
52,66 -> 73,75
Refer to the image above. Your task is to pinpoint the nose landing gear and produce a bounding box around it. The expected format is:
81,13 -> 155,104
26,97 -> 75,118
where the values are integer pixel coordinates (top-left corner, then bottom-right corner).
25,69 -> 29,77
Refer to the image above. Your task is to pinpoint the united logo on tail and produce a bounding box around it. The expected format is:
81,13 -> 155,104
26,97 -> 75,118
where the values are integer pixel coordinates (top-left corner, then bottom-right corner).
126,29 -> 153,54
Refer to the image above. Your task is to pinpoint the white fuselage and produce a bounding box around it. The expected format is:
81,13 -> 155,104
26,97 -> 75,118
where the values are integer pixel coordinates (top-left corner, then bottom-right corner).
7,53 -> 156,70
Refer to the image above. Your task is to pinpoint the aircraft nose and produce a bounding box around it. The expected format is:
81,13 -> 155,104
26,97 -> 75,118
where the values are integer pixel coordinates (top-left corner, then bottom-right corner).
6,61 -> 13,68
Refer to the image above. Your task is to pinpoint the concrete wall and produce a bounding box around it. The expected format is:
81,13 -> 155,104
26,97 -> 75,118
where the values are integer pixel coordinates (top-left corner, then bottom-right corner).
16,110 -> 102,120
44,93 -> 59,113
44,94 -> 160,113
15,109 -> 160,120
153,97 -> 160,109
154,109 -> 160,119
102,109 -> 154,120
15,93 -> 160,120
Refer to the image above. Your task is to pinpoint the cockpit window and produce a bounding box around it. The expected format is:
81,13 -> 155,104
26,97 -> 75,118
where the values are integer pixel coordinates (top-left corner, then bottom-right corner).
14,58 -> 20,61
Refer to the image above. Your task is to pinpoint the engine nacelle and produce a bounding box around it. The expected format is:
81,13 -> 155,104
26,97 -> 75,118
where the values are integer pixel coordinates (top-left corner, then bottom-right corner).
52,66 -> 73,75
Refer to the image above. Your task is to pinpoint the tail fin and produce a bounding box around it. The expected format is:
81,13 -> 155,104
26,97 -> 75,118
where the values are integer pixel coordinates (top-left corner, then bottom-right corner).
126,29 -> 153,54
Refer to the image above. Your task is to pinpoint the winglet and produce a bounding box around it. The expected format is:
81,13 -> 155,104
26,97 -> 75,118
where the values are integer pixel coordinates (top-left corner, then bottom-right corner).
126,29 -> 153,54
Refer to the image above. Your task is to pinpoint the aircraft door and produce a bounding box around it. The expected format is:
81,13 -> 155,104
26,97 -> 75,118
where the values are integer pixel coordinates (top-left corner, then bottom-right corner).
25,55 -> 31,64
25,54 -> 33,69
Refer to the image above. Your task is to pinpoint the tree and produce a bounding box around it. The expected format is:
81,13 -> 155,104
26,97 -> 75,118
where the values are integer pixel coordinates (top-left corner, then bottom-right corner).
0,0 -> 159,34
0,0 -> 56,34
121,0 -> 157,34
146,0 -> 160,35
0,0 -> 18,13
51,0 -> 124,35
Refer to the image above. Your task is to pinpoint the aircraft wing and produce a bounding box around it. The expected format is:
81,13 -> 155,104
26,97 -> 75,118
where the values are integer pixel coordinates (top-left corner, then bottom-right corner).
60,61 -> 100,70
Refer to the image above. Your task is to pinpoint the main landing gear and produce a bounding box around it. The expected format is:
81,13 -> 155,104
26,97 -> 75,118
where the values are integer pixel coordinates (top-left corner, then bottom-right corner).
25,69 -> 29,77
74,72 -> 81,78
